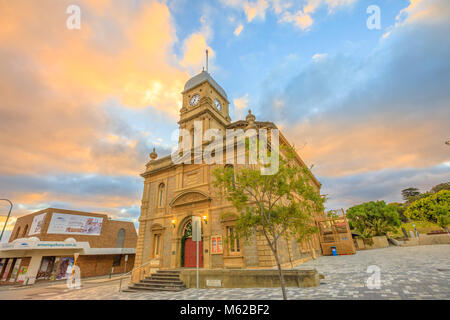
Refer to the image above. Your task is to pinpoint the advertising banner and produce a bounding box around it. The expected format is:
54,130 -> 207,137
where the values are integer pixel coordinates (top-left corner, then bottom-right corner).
16,266 -> 28,283
9,259 -> 21,282
56,257 -> 74,280
47,213 -> 103,235
29,213 -> 47,235
1,259 -> 13,281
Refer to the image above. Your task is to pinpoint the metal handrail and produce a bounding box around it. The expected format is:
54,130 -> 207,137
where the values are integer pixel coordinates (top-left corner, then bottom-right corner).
118,260 -> 156,292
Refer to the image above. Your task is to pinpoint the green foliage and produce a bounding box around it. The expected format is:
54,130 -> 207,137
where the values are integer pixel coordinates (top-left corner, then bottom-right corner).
430,182 -> 450,194
389,221 -> 443,238
401,187 -> 421,202
405,190 -> 450,229
388,202 -> 409,223
213,145 -> 324,245
212,145 -> 324,300
346,201 -> 402,237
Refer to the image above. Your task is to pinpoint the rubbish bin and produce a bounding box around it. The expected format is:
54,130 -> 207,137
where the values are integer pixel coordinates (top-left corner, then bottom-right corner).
331,246 -> 337,256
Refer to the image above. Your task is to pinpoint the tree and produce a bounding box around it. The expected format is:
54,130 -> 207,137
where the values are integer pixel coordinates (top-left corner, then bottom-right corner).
389,202 -> 409,223
405,190 -> 450,231
430,182 -> 450,194
401,187 -> 421,202
346,201 -> 401,238
213,146 -> 324,300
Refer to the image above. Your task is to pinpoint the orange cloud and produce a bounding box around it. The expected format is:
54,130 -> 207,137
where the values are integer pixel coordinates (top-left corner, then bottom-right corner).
286,118 -> 450,178
0,0 -> 214,178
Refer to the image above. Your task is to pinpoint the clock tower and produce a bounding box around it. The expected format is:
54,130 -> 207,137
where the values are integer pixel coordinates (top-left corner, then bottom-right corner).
179,70 -> 231,137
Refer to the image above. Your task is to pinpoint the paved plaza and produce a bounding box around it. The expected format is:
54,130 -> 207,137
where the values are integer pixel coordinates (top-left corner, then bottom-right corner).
1,244 -> 449,300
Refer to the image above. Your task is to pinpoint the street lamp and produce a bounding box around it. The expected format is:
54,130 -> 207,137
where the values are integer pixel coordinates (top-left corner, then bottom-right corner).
0,199 -> 13,242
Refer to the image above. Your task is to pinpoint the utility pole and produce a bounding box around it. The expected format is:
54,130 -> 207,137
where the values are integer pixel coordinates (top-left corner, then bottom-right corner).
0,199 -> 13,242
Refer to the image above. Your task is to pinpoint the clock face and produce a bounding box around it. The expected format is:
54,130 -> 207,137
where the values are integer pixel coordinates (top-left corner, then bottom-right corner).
214,99 -> 222,111
189,94 -> 200,106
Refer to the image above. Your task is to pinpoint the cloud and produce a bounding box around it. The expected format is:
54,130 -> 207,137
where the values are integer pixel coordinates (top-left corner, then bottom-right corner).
180,33 -> 215,73
0,172 -> 143,227
279,10 -> 314,30
257,0 -> 450,206
312,53 -> 328,60
321,164 -> 450,210
234,24 -> 244,36
233,94 -> 250,119
221,0 -> 356,30
244,0 -> 270,22
0,0 -> 212,221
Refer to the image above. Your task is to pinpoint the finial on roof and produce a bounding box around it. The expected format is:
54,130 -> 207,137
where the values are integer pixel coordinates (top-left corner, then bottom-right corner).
246,109 -> 256,129
150,147 -> 158,160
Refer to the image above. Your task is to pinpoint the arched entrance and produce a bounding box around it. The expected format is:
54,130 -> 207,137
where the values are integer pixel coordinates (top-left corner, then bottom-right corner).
180,220 -> 203,268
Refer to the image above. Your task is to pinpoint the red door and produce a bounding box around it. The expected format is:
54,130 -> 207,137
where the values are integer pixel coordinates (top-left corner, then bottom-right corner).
184,238 -> 203,268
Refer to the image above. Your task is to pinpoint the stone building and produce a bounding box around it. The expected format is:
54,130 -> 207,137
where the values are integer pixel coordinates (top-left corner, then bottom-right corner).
0,208 -> 137,285
132,70 -> 323,282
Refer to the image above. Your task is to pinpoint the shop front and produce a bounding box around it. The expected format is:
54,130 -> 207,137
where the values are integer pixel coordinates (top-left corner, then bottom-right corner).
0,237 -> 135,285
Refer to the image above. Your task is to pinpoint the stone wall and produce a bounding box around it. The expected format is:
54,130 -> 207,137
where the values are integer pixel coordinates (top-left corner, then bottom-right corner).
179,268 -> 320,289
355,236 -> 389,250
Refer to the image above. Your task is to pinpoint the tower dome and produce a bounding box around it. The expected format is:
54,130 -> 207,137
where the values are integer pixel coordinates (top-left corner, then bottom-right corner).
182,70 -> 228,101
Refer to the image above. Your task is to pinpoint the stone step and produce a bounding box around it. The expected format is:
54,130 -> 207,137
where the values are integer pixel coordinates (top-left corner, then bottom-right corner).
148,275 -> 181,281
136,281 -> 185,287
130,284 -> 185,291
141,279 -> 184,285
156,270 -> 181,274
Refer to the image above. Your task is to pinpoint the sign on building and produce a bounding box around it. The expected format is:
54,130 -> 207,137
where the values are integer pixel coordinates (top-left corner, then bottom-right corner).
29,213 -> 47,235
47,213 -> 103,235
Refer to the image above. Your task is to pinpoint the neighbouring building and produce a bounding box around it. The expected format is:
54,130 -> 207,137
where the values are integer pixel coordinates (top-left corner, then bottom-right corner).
0,208 -> 137,285
132,69 -> 325,283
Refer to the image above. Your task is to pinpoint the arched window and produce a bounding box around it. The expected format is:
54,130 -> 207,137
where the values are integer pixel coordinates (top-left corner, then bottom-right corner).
116,228 -> 125,248
190,128 -> 195,149
15,227 -> 21,240
22,225 -> 29,238
225,164 -> 235,188
158,183 -> 165,208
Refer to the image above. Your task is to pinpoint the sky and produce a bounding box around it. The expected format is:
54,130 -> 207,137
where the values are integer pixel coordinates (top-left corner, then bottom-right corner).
0,0 -> 449,241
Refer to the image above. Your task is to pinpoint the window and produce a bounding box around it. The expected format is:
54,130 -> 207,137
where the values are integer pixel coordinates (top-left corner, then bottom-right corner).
211,235 -> 223,254
190,128 -> 194,149
157,183 -> 165,208
153,234 -> 161,258
112,255 -> 122,267
22,225 -> 28,238
225,165 -> 235,188
116,228 -> 125,248
14,227 -> 21,240
227,226 -> 240,254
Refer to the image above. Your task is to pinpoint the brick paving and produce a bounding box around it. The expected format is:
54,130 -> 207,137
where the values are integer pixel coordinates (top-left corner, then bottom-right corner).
2,244 -> 449,300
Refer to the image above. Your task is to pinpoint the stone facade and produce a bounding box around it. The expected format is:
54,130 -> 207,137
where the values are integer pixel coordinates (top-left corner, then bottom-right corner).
132,71 -> 324,283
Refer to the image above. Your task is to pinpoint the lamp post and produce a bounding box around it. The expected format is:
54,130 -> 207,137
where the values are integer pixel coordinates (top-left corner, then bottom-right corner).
0,199 -> 13,242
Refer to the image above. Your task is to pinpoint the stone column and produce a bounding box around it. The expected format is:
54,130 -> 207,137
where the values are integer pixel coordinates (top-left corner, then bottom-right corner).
24,253 -> 43,285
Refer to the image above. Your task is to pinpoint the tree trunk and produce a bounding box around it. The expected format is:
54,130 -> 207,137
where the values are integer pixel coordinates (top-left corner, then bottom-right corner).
272,245 -> 287,300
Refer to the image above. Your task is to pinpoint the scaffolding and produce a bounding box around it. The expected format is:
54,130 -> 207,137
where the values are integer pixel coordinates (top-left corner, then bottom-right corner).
316,210 -> 356,255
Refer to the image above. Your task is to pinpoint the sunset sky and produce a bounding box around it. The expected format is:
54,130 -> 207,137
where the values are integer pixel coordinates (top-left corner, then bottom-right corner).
0,0 -> 449,240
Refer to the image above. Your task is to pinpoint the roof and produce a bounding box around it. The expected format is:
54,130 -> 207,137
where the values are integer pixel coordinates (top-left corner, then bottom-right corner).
182,70 -> 228,100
